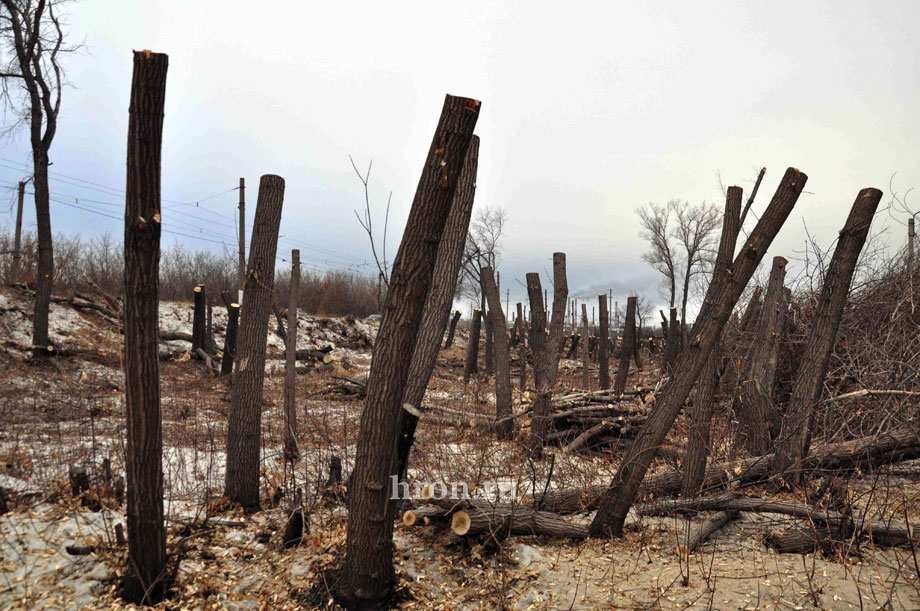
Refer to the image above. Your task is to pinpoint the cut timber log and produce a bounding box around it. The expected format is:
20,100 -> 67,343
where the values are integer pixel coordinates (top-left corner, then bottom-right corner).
529,429 -> 920,514
421,497 -> 588,539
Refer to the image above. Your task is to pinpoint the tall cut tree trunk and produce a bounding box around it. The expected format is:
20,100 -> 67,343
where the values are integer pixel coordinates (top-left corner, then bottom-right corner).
736,256 -> 787,455
598,294 -> 609,389
338,94 -> 479,609
613,297 -> 638,394
581,303 -> 590,390
220,291 -> 239,376
283,249 -> 300,463
224,175 -> 286,510
682,186 -> 742,498
771,188 -> 883,486
394,137 -> 479,486
192,284 -> 206,354
721,286 -> 763,399
122,49 -> 168,605
464,309 -> 482,382
524,253 -> 568,459
444,309 -> 462,348
481,266 -> 513,439
665,306 -> 680,374
484,310 -> 494,374
589,168 -> 807,538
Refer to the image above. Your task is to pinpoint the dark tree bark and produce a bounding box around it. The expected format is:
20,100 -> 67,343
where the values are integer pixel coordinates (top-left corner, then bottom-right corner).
220,291 -> 239,376
394,137 -> 479,486
613,297 -> 638,394
484,310 -> 494,375
524,253 -> 568,458
224,175 -> 286,510
771,188 -> 883,486
598,294 -> 609,390
481,266 -> 513,439
122,49 -> 168,605
589,168 -> 807,538
463,308 -> 482,382
665,306 -> 680,374
682,186 -> 742,498
191,284 -> 206,354
337,94 -> 479,608
721,285 -> 763,398
444,309 -> 462,348
581,303 -> 590,390
736,256 -> 787,455
283,249 -> 300,463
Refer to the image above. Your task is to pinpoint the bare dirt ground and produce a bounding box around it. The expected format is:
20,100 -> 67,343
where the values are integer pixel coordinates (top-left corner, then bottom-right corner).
0,285 -> 918,610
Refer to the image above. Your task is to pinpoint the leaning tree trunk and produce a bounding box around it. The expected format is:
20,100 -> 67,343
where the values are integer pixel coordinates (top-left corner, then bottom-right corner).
30,146 -> 54,356
682,186 -> 742,498
771,188 -> 883,486
122,49 -> 168,606
463,309 -> 482,382
598,294 -> 609,390
338,94 -> 479,609
613,296 -> 638,394
224,175 -> 286,510
589,168 -> 807,538
220,291 -> 239,376
481,265 -> 513,439
394,137 -> 479,486
734,256 -> 787,455
283,249 -> 300,463
444,309 -> 462,348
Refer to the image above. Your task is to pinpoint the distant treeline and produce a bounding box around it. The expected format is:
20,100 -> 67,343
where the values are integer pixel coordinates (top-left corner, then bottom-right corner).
0,230 -> 381,317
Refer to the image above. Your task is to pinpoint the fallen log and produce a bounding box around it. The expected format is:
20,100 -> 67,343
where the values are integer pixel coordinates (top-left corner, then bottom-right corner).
529,429 -> 920,514
420,496 -> 588,539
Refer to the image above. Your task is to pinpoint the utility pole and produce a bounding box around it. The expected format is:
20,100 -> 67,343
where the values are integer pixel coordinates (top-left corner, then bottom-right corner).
238,177 -> 246,303
10,181 -> 25,284
505,288 -> 510,318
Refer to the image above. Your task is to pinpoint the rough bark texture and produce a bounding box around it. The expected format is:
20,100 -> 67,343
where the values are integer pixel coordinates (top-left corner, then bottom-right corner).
220,291 -> 239,376
481,265 -> 513,439
589,168 -> 807,538
192,284 -> 206,354
224,175 -> 286,510
484,311 -> 494,375
682,186 -> 742,498
736,256 -> 787,455
665,306 -> 680,374
122,49 -> 168,605
394,137 -> 479,484
532,428 -> 920,515
463,309 -> 482,383
581,303 -> 590,390
283,250 -> 300,462
613,297 -> 638,394
444,310 -> 462,348
598,294 -> 609,389
524,253 -> 568,458
338,94 -> 479,608
771,188 -> 883,485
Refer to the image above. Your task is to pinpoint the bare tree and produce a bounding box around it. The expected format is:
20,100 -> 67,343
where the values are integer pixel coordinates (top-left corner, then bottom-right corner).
1,0 -> 79,355
459,206 -> 506,305
637,202 -> 678,308
672,199 -> 721,333
350,155 -> 391,304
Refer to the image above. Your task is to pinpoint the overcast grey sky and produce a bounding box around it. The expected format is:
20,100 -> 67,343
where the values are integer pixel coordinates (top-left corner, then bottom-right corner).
2,0 -> 918,313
